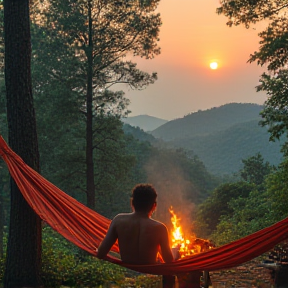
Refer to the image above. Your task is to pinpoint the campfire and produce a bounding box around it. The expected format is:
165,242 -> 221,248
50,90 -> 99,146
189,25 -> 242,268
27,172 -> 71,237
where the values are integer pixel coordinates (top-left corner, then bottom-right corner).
169,206 -> 214,259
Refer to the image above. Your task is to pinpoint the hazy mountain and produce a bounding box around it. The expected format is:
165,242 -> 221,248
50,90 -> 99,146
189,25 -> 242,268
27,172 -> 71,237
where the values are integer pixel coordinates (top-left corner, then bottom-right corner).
168,119 -> 283,175
122,124 -> 158,144
151,103 -> 264,140
121,115 -> 168,132
145,103 -> 284,175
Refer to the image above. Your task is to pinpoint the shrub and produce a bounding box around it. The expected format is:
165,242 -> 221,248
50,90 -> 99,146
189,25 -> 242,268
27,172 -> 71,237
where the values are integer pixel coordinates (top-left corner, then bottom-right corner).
71,258 -> 125,288
41,227 -> 78,287
0,233 -> 7,283
41,226 -> 126,288
134,274 -> 162,288
0,256 -> 5,283
1,227 -> 162,288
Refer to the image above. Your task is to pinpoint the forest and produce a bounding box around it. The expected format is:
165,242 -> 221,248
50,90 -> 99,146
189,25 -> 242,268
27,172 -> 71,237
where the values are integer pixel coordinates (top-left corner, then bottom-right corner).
147,103 -> 284,174
1,0 -> 288,288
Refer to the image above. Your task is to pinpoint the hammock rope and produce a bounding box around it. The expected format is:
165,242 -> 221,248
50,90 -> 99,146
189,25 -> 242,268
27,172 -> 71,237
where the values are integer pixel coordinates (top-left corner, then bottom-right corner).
0,135 -> 288,275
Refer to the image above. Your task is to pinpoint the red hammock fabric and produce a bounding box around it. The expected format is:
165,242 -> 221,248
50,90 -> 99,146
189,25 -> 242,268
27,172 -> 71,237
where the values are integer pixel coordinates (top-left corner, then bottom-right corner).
0,135 -> 288,275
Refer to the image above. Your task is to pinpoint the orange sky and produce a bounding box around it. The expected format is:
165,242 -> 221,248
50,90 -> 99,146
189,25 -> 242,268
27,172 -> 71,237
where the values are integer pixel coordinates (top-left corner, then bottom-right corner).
123,0 -> 268,120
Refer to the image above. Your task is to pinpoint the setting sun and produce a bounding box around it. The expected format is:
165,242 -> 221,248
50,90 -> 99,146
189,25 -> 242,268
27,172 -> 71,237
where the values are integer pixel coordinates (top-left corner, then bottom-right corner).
210,62 -> 218,70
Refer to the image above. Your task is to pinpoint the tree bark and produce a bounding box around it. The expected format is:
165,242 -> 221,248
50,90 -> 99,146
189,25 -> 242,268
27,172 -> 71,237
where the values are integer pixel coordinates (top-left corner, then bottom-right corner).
0,188 -> 3,258
3,0 -> 42,287
86,0 -> 95,210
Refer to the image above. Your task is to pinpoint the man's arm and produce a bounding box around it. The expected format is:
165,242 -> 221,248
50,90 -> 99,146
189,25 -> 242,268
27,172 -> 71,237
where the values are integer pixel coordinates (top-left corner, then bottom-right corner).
97,219 -> 118,259
159,224 -> 174,263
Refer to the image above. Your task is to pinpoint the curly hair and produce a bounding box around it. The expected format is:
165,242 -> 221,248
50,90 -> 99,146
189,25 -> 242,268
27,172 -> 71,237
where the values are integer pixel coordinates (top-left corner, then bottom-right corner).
131,183 -> 157,213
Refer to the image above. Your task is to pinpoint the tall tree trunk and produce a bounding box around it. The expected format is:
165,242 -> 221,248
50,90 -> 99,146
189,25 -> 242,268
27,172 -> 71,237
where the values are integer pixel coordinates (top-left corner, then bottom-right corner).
0,188 -> 3,258
3,0 -> 42,287
86,0 -> 95,210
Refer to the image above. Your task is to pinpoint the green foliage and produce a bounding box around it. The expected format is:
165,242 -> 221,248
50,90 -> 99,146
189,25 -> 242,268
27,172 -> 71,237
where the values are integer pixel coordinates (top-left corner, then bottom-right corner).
139,147 -> 220,226
0,256 -> 4,283
211,189 -> 272,245
41,239 -> 76,287
124,124 -> 220,200
93,117 -> 137,217
149,104 -> 283,175
0,233 -> 6,283
30,0 -> 161,211
122,124 -> 222,227
123,124 -> 158,144
240,152 -> 274,186
196,181 -> 255,236
217,0 -> 283,28
257,70 -> 288,155
41,227 -> 163,288
41,227 -> 126,288
0,228 -> 161,288
41,226 -> 79,287
217,0 -> 288,157
176,119 -> 282,175
265,159 -> 288,220
31,0 -> 159,101
36,0 -> 161,59
34,87 -> 86,200
133,274 -> 162,288
252,16 -> 288,156
34,84 -> 137,215
33,98 -> 220,219
208,156 -> 288,246
71,259 -> 125,288
249,16 -> 288,71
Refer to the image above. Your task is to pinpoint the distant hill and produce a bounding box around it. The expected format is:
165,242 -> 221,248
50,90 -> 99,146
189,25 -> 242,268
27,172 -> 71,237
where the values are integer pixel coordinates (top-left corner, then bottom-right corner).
168,119 -> 283,175
147,103 -> 284,175
151,103 -> 263,140
122,124 -> 158,144
121,115 -> 168,132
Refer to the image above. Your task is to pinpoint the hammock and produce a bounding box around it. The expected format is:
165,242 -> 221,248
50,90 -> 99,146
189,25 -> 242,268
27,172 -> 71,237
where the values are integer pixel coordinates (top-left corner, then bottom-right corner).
0,135 -> 288,275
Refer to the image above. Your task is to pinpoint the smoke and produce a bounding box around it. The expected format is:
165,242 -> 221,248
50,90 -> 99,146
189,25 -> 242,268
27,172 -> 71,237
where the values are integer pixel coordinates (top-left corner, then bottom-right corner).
144,156 -> 198,236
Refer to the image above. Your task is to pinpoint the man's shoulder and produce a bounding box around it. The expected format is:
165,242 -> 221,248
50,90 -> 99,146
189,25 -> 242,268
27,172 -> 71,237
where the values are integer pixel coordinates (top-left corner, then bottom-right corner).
113,213 -> 133,221
150,218 -> 168,229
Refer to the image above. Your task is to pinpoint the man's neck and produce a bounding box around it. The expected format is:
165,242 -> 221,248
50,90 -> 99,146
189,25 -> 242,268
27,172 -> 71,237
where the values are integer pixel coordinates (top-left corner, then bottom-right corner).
133,211 -> 152,218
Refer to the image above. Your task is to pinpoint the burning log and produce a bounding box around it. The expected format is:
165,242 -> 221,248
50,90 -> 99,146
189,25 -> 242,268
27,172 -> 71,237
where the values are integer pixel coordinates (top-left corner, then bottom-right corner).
171,238 -> 215,259
169,207 -> 215,259
166,207 -> 214,288
170,241 -> 212,288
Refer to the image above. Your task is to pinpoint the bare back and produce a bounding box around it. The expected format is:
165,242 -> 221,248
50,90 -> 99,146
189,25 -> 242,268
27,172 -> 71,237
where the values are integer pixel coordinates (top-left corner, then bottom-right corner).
97,212 -> 174,264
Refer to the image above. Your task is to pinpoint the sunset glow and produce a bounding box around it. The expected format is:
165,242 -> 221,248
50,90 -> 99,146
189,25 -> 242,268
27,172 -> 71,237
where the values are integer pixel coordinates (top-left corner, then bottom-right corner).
210,62 -> 218,70
123,0 -> 267,120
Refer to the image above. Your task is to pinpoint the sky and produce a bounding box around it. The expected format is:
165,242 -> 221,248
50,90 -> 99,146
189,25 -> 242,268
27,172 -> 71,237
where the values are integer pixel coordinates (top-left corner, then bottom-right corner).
122,0 -> 268,121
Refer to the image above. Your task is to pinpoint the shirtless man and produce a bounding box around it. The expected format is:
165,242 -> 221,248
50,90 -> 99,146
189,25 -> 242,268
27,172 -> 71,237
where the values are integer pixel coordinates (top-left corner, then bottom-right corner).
97,183 -> 174,264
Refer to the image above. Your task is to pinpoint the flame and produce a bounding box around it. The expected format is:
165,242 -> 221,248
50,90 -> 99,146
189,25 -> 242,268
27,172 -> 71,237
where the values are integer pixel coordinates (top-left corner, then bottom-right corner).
169,206 -> 214,259
170,207 -> 184,246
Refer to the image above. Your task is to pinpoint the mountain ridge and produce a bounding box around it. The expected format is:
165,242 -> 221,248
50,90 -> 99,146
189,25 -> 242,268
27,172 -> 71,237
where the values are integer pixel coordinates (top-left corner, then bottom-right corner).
168,119 -> 283,175
121,114 -> 168,132
151,103 -> 264,140
122,103 -> 283,175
